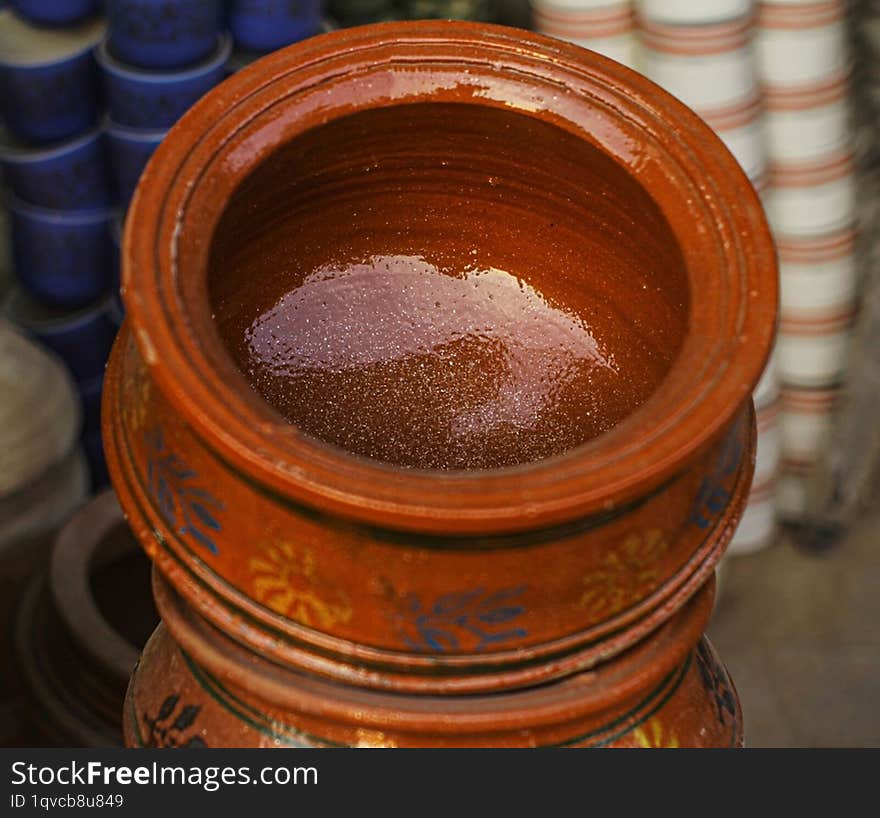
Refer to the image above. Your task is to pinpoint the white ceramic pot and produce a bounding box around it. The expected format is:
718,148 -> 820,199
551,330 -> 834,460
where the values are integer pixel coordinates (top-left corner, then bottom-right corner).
705,95 -> 768,184
765,151 -> 856,237
639,16 -> 758,113
726,478 -> 778,554
779,385 -> 838,464
755,0 -> 850,90
753,398 -> 782,486
777,228 -> 858,314
753,344 -> 781,409
778,303 -> 855,387
776,467 -> 809,519
635,0 -> 752,26
533,2 -> 637,68
763,73 -> 852,162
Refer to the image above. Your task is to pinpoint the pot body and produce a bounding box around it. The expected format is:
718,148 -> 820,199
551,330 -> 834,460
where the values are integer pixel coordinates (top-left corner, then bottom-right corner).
105,325 -> 756,694
125,573 -> 742,748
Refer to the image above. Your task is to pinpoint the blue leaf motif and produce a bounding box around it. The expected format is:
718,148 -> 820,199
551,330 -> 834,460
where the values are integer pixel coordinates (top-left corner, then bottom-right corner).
397,585 -> 528,653
432,589 -> 483,617
145,424 -> 224,555
183,523 -> 218,555
477,605 -> 525,625
189,502 -> 221,531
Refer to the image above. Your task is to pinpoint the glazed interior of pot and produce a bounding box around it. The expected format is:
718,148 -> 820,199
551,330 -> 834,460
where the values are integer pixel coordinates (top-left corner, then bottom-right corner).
209,102 -> 688,471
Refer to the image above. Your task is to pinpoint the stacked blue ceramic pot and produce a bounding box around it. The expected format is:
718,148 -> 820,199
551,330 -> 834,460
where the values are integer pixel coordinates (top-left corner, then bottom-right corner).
0,3 -> 117,491
225,1 -> 327,74
98,1 -> 231,210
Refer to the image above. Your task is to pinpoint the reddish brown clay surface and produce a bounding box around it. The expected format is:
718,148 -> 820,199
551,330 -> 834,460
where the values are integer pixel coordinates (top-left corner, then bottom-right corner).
125,573 -> 741,748
104,21 -> 776,709
106,323 -> 756,692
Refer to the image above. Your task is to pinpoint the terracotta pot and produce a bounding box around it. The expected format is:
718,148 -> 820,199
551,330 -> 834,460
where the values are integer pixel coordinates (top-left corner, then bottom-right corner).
126,572 -> 742,748
13,491 -> 157,747
105,22 -> 775,707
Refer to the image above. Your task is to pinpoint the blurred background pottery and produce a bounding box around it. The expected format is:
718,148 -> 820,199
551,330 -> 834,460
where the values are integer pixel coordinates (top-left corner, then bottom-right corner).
105,0 -> 224,69
14,491 -> 157,747
227,0 -> 322,52
9,0 -> 101,27
7,195 -> 114,308
103,119 -> 167,209
3,285 -> 118,382
0,127 -> 112,211
0,10 -> 104,145
95,33 -> 231,130
0,317 -> 82,499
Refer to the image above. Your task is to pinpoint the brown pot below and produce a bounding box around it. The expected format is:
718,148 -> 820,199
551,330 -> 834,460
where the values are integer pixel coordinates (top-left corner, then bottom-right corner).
125,572 -> 742,748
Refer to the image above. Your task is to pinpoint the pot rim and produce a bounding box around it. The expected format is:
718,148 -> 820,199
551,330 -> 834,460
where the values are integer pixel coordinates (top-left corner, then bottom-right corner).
121,21 -> 777,535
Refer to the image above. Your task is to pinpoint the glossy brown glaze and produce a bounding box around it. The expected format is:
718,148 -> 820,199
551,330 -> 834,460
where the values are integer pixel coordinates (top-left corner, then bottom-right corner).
105,321 -> 755,692
211,103 -> 687,469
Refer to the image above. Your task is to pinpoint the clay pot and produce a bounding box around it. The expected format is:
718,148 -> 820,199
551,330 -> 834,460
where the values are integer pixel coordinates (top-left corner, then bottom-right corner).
126,572 -> 742,748
13,491 -> 158,747
105,22 -> 776,705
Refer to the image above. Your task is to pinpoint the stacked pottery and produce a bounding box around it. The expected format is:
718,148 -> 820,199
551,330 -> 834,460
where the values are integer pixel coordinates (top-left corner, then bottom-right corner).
2,285 -> 118,490
754,0 -> 859,522
0,319 -> 89,744
225,1 -> 325,75
532,1 -> 638,69
637,2 -> 759,122
0,7 -> 116,491
99,1 -> 228,211
105,23 -> 777,747
634,2 -> 780,554
13,491 -> 158,747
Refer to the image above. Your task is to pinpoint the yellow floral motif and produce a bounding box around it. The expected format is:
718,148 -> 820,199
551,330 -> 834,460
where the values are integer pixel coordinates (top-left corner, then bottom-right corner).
578,529 -> 669,619
633,719 -> 679,748
353,729 -> 397,748
248,541 -> 352,629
